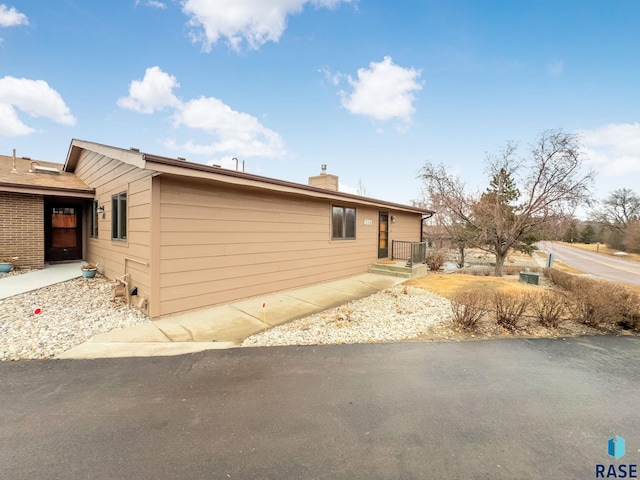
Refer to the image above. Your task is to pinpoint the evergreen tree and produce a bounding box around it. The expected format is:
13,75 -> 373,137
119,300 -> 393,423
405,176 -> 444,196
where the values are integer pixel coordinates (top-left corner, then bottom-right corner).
579,224 -> 596,244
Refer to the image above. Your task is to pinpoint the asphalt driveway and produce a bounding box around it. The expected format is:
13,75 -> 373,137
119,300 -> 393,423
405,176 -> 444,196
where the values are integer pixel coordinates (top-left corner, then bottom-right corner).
1,337 -> 639,479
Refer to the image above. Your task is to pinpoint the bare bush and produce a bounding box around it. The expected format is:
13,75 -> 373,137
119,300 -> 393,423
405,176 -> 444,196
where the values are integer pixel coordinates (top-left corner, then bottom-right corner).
615,289 -> 640,331
530,291 -> 568,328
567,281 -> 626,328
457,266 -> 541,277
426,249 -> 447,271
450,291 -> 487,331
493,291 -> 529,331
545,268 -> 640,328
543,268 -> 580,291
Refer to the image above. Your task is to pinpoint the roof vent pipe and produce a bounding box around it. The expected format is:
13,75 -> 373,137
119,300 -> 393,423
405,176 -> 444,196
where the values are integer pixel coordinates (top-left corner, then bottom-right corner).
11,149 -> 17,173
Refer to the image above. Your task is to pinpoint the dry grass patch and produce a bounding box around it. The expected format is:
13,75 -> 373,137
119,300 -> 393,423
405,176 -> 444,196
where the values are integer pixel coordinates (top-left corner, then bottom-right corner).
407,273 -> 542,300
552,262 -> 584,274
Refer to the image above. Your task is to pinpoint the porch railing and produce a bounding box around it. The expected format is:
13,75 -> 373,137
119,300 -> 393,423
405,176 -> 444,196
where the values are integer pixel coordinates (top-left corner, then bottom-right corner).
391,240 -> 427,267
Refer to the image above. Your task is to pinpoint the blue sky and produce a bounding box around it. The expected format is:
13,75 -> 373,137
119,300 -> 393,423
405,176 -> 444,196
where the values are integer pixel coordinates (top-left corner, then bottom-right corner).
1,1 -> 639,208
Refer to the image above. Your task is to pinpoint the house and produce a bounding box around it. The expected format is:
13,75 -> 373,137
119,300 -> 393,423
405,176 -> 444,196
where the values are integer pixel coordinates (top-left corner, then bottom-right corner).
0,152 -> 94,268
1,139 -> 433,319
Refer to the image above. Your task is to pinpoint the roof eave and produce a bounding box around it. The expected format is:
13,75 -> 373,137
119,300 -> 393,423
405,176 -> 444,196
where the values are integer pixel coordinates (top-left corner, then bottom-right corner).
0,182 -> 95,198
143,154 -> 433,215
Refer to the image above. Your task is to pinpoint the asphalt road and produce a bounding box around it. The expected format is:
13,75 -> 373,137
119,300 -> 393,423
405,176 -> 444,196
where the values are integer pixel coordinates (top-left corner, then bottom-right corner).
538,240 -> 640,286
2,338 -> 640,479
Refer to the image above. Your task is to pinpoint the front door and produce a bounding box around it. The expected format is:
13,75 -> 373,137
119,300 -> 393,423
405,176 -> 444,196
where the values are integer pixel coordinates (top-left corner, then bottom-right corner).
45,204 -> 82,261
378,212 -> 389,258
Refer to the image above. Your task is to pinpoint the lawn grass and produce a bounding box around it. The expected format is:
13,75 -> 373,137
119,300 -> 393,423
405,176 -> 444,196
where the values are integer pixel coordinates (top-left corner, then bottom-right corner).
407,273 -> 541,300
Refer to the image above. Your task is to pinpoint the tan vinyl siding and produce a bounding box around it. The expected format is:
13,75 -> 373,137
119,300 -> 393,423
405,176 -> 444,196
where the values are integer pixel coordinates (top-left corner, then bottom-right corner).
387,211 -> 422,245
75,150 -> 153,310
157,176 -> 391,317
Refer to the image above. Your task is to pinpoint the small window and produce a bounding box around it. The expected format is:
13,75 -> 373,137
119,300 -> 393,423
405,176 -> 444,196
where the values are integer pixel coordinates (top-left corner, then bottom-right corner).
111,192 -> 127,241
332,206 -> 356,240
90,200 -> 99,238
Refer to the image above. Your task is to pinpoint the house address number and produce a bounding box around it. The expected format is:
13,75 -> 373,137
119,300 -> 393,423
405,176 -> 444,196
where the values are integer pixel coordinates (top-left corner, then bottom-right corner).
363,219 -> 373,226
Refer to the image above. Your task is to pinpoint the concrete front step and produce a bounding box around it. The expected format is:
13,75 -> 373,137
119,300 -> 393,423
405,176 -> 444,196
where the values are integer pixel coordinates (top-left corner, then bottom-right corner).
368,262 -> 428,279
368,266 -> 412,278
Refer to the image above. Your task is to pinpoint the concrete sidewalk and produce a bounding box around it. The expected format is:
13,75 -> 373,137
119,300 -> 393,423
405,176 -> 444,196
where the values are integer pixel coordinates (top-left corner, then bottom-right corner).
0,261 -> 84,300
57,273 -> 406,359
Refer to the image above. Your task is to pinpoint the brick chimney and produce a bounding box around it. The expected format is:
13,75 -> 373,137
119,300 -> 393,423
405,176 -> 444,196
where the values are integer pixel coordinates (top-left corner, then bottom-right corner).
308,164 -> 338,191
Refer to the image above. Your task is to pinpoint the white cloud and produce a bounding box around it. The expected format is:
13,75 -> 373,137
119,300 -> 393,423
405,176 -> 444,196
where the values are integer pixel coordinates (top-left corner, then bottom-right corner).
0,4 -> 28,27
340,56 -> 422,129
0,76 -> 76,136
182,0 -> 354,52
120,66 -> 287,159
172,96 -> 286,158
135,0 -> 167,9
0,103 -> 33,136
318,66 -> 345,86
579,123 -> 640,175
117,66 -> 181,113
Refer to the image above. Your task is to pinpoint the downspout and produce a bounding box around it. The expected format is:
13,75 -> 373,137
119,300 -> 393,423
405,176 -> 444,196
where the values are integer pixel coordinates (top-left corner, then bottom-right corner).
420,212 -> 434,242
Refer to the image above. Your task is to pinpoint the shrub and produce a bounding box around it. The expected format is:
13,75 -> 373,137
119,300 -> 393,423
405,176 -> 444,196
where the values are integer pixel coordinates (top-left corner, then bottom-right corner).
456,266 -> 541,277
426,249 -> 447,271
450,291 -> 487,331
493,291 -> 529,331
530,291 -> 568,328
543,268 -> 579,291
615,289 -> 640,331
544,268 -> 640,329
567,281 -> 626,328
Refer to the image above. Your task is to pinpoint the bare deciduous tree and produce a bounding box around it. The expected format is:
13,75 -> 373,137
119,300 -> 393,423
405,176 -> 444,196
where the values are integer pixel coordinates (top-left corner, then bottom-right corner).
419,129 -> 595,276
590,188 -> 640,250
593,188 -> 640,231
357,178 -> 367,197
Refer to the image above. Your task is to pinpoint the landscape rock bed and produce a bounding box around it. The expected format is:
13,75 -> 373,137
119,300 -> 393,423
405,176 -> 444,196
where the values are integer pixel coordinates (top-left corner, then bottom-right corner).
242,285 -> 452,347
0,275 -> 150,361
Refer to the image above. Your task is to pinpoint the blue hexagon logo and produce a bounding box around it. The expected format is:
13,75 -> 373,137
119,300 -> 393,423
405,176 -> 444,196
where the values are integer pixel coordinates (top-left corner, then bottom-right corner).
608,435 -> 625,460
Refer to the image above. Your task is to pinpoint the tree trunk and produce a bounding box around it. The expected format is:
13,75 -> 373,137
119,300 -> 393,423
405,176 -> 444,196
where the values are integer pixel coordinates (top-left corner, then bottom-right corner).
495,252 -> 506,276
458,245 -> 465,268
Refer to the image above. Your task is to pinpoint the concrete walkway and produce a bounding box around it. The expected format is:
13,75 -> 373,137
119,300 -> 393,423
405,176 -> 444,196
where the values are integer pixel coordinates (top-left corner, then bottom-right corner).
0,261 -> 84,299
57,273 -> 406,359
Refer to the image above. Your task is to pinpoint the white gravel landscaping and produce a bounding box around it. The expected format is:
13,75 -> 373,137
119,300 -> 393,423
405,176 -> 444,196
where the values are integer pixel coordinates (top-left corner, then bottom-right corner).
242,285 -> 452,347
1,276 -> 454,360
0,275 -> 150,361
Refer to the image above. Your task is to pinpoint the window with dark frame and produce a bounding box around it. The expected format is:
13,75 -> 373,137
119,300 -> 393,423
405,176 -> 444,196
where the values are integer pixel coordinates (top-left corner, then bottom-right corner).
111,192 -> 127,241
90,200 -> 99,237
332,206 -> 356,240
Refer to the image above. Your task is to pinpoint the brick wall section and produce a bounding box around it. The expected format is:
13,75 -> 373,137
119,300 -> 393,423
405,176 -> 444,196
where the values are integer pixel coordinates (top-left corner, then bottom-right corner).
0,192 -> 45,269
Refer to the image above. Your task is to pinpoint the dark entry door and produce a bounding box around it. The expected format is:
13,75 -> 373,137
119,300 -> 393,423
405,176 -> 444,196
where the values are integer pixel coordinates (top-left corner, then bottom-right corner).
378,212 -> 389,258
45,204 -> 82,261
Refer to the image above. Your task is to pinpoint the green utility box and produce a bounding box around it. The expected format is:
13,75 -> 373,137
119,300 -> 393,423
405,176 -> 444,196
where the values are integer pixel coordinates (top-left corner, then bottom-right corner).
519,271 -> 540,285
